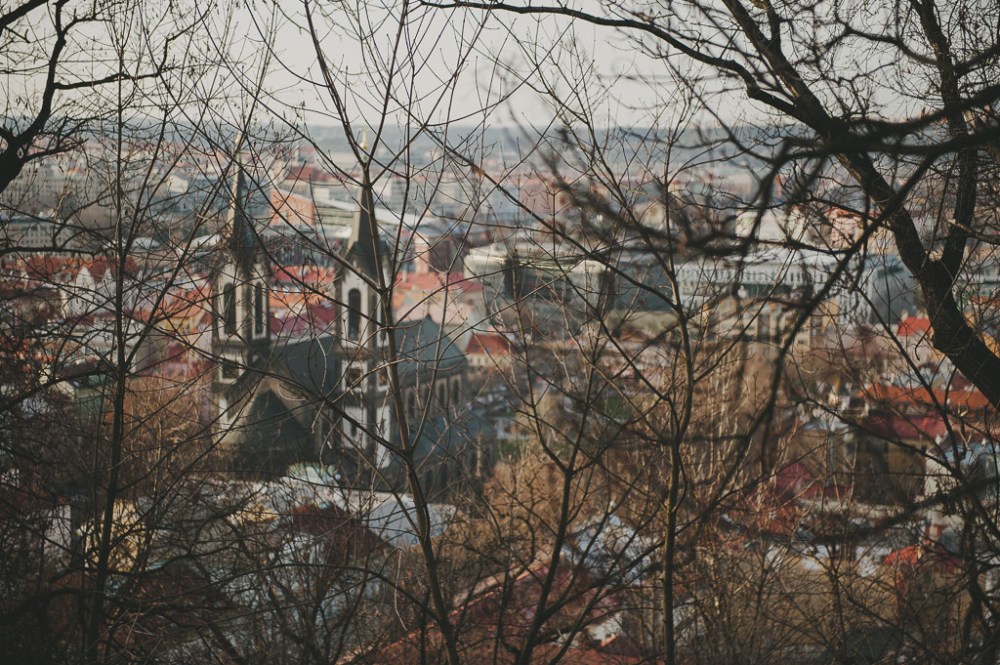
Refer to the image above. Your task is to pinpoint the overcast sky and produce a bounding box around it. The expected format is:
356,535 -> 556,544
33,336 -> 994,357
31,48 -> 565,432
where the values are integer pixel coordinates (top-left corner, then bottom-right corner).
244,0 -> 748,133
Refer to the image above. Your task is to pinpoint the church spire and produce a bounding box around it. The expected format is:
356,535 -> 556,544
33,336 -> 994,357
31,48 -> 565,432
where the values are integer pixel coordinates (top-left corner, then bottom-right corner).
348,170 -> 379,279
225,164 -> 260,271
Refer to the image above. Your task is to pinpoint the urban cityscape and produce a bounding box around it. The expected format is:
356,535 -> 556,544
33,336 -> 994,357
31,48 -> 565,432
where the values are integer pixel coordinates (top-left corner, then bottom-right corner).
3,1 -> 1000,664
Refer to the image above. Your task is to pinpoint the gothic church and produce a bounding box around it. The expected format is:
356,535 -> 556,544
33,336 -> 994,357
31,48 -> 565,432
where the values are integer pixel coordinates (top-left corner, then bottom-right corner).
211,167 -> 470,491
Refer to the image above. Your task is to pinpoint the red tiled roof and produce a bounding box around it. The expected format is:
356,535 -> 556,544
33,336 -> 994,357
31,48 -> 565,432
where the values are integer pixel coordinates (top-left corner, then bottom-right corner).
861,411 -> 949,442
397,271 -> 485,293
21,255 -> 82,281
883,541 -> 960,573
896,316 -> 931,338
285,164 -> 336,183
306,303 -> 336,325
868,383 -> 990,412
466,333 -> 513,356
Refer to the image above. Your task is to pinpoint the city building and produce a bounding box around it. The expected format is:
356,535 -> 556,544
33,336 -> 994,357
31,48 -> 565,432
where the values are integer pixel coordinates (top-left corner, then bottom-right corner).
211,168 -> 475,493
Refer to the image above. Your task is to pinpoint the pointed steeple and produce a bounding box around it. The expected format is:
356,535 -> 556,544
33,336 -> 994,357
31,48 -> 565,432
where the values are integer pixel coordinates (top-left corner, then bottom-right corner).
347,171 -> 379,278
226,166 -> 260,271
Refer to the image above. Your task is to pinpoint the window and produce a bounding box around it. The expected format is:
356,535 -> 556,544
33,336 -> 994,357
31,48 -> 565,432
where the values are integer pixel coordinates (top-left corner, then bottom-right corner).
347,288 -> 361,340
222,283 -> 236,335
220,357 -> 240,381
452,380 -> 460,405
347,367 -> 363,390
757,313 -> 771,342
253,283 -> 265,336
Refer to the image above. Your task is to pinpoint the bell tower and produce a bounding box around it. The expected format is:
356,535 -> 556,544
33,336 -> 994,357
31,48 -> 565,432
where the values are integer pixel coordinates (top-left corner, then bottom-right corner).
336,171 -> 394,469
211,166 -> 271,420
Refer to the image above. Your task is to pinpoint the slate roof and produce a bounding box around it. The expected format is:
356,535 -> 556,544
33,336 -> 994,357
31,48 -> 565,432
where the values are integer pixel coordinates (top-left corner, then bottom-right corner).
271,335 -> 341,396
394,316 -> 467,386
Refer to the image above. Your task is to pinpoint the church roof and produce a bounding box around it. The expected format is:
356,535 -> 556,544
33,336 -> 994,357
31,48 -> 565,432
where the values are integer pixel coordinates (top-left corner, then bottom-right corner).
394,316 -> 467,386
272,336 -> 341,396
237,314 -> 467,407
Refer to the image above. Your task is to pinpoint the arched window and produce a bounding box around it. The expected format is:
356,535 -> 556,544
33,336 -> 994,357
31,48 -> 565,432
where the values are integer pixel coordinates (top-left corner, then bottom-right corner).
347,288 -> 361,340
222,283 -> 236,335
253,283 -> 265,336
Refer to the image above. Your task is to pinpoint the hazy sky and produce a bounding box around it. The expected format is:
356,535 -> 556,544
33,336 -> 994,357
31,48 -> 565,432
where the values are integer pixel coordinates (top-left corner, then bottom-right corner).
1,0 -> 773,146
5,0 -> 922,143
243,0 -> 742,133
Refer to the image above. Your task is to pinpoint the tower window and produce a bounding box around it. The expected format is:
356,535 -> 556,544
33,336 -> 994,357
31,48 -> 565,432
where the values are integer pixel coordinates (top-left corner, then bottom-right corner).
220,357 -> 240,381
222,283 -> 236,335
347,288 -> 361,340
254,283 -> 265,336
347,367 -> 363,391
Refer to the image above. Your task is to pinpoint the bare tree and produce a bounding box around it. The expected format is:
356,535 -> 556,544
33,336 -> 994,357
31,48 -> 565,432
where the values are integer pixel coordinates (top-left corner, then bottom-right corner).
8,1 -> 1000,664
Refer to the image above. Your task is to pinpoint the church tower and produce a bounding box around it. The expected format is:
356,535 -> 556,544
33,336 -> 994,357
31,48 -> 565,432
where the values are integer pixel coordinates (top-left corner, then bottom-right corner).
211,167 -> 271,433
336,171 -> 393,469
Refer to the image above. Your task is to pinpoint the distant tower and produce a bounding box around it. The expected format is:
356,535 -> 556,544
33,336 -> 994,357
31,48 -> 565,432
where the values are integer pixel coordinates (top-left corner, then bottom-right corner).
211,167 -> 271,436
336,172 -> 393,468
